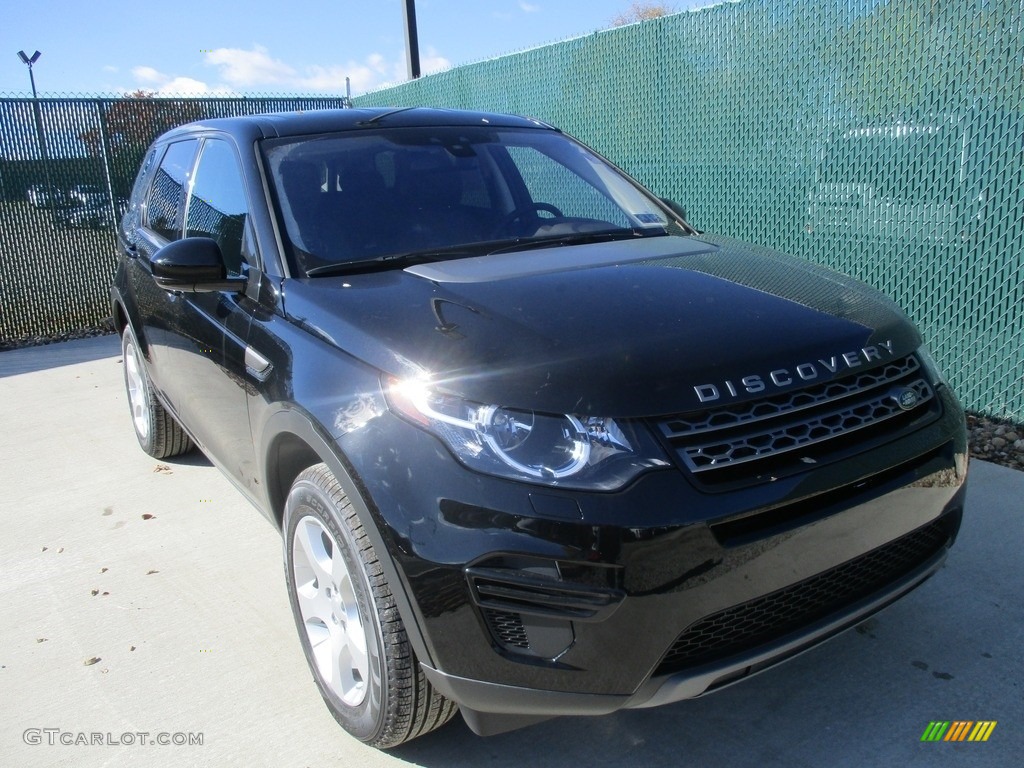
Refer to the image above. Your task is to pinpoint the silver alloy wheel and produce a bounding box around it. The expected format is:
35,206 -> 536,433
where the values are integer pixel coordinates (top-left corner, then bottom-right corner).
291,516 -> 370,707
124,337 -> 150,441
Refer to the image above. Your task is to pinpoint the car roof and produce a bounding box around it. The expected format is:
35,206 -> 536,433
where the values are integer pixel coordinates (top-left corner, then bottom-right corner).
154,107 -> 558,145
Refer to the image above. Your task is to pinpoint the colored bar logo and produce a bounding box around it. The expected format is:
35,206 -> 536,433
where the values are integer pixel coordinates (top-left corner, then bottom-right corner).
921,721 -> 997,742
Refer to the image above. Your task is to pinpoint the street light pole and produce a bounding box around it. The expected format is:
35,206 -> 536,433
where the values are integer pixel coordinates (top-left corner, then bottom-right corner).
19,50 -> 40,98
17,50 -> 55,216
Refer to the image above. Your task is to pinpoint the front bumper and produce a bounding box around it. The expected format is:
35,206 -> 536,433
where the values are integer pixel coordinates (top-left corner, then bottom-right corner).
338,386 -> 967,735
425,525 -> 952,736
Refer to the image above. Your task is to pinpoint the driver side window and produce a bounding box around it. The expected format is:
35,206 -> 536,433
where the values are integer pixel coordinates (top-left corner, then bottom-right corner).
186,139 -> 250,276
145,139 -> 198,241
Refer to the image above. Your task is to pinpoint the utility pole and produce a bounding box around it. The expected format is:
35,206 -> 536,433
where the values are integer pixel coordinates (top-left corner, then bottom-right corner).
403,0 -> 421,79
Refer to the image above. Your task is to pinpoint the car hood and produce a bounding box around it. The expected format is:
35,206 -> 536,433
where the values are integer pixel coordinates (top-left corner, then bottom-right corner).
282,234 -> 921,417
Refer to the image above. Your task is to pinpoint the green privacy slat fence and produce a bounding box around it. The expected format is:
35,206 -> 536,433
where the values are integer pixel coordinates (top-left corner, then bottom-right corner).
0,96 -> 349,344
355,0 -> 1024,421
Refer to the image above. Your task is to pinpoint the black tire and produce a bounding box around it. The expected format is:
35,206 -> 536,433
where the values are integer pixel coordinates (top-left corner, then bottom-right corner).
121,327 -> 193,459
283,464 -> 457,748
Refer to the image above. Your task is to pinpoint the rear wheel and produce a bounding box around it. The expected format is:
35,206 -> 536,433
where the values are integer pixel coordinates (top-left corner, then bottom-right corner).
121,327 -> 193,458
283,464 -> 457,748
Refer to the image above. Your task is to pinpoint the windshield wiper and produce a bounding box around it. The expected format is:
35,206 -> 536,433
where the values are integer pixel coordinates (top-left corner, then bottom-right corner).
305,247 -> 482,277
487,228 -> 666,257
306,230 -> 669,277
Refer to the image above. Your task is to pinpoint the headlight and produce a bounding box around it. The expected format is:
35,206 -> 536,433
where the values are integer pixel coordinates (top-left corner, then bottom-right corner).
385,377 -> 669,489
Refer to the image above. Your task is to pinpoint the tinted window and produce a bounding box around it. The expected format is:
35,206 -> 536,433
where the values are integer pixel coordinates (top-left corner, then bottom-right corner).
187,139 -> 249,275
121,146 -> 160,242
262,127 -> 671,275
506,145 -> 631,225
130,147 -> 159,209
146,139 -> 198,241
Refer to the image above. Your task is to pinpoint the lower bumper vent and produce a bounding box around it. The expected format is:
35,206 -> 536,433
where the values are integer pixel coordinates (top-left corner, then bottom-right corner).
654,518 -> 951,676
482,609 -> 530,650
468,561 -> 624,660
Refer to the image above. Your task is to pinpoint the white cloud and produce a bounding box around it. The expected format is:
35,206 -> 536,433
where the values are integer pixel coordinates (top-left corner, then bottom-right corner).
157,77 -> 234,96
519,2 -> 541,12
103,65 -> 119,74
204,45 -> 296,87
421,47 -> 452,75
132,66 -> 165,84
129,44 -> 451,98
296,65 -> 354,92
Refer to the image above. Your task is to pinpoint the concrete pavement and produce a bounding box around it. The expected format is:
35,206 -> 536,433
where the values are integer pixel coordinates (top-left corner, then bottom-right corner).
1,335 -> 1021,767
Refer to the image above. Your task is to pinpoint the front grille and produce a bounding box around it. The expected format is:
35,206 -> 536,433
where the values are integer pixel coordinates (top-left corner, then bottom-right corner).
653,519 -> 950,676
657,355 -> 937,486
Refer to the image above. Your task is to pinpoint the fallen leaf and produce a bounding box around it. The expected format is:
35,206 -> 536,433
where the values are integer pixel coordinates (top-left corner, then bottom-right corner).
36,638 -> 48,644
146,570 -> 159,575
141,514 -> 156,520
102,507 -> 113,517
41,547 -> 48,552
100,567 -> 108,574
102,592 -> 110,597
153,464 -> 172,474
57,548 -> 64,553
129,646 -> 136,652
90,589 -> 99,596
84,657 -> 101,666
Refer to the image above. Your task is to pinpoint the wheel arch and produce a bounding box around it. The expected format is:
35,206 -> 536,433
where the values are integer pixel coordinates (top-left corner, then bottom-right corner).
109,287 -> 146,354
260,408 -> 438,669
111,298 -> 128,335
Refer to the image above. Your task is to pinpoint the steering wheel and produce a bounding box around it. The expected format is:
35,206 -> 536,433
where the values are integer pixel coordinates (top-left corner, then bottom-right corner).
492,202 -> 565,237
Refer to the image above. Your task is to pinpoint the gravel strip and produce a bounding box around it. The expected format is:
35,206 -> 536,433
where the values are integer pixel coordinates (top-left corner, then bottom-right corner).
967,413 -> 1024,473
0,323 -> 115,352
2,326 -> 1022,473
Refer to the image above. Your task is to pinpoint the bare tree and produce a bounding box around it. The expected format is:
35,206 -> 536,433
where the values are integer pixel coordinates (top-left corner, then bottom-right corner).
611,2 -> 677,27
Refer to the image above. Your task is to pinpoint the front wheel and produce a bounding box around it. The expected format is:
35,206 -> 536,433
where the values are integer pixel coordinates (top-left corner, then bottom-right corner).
283,464 -> 456,748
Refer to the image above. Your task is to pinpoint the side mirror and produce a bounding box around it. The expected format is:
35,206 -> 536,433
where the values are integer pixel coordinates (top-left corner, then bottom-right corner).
151,237 -> 247,293
660,198 -> 702,234
660,198 -> 688,221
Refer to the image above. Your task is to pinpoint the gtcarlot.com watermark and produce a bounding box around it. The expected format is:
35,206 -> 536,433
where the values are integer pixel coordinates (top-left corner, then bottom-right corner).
24,728 -> 203,747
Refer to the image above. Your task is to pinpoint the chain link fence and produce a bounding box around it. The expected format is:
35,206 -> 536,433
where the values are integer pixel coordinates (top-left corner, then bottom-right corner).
354,0 -> 1024,422
0,95 -> 349,344
1,2 -> 1021,421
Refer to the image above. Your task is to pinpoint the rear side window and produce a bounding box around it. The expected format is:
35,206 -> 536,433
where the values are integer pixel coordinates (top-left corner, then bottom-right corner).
129,147 -> 159,210
121,146 -> 160,243
146,139 -> 198,241
187,139 -> 249,275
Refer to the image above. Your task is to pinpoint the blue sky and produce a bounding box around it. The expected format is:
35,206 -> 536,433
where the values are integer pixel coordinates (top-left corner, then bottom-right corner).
2,1 -> 707,98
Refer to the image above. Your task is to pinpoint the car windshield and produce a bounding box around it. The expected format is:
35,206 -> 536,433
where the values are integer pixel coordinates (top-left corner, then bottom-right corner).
262,125 -> 678,276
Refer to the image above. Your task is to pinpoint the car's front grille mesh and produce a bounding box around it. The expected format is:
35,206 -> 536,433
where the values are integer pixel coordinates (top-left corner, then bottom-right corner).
657,355 -> 935,481
653,519 -> 950,676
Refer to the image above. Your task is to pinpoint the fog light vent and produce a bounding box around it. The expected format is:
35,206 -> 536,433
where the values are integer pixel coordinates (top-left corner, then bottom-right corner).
483,608 -> 530,650
467,561 -> 624,660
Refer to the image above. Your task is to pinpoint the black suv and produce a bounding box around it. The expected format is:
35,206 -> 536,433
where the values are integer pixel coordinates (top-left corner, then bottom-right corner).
110,108 -> 968,748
